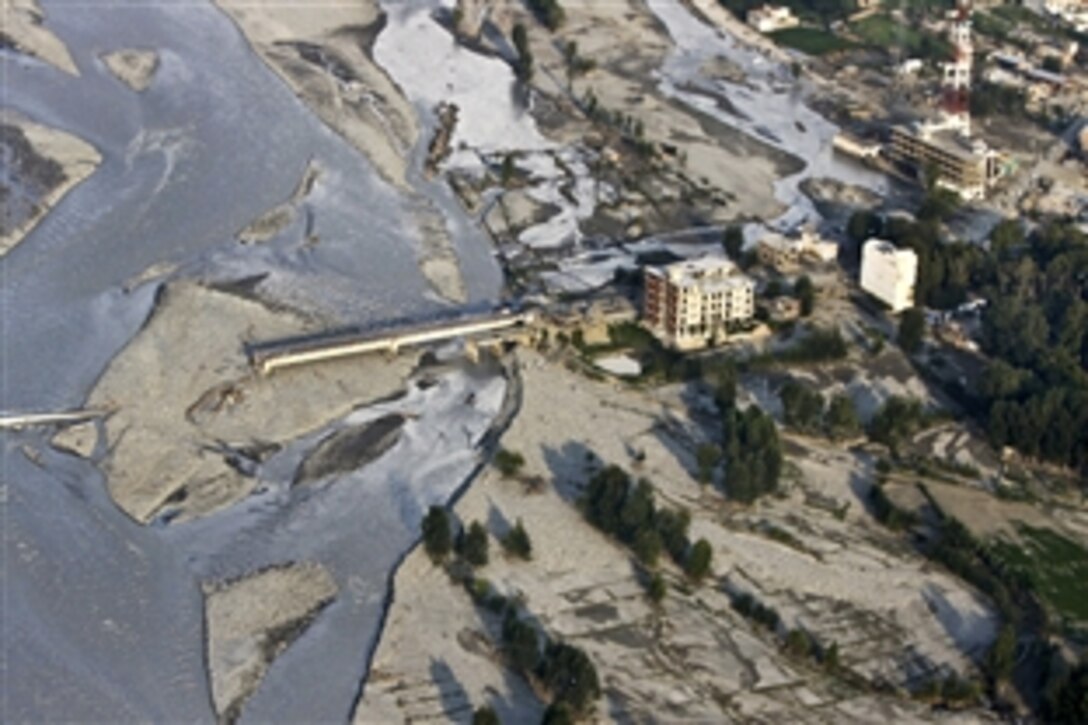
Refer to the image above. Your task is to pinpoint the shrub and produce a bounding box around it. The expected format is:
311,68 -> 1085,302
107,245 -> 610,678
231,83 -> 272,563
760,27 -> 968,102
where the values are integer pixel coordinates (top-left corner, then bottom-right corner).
502,519 -> 533,560
495,448 -> 526,478
463,521 -> 490,567
646,572 -> 667,604
473,705 -> 501,725
684,539 -> 713,582
502,614 -> 540,673
540,642 -> 600,713
422,505 -> 452,563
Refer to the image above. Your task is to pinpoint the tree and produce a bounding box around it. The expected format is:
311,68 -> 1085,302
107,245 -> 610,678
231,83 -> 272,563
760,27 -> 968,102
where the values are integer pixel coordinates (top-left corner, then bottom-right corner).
794,275 -> 815,317
685,538 -> 713,582
654,507 -> 691,564
511,23 -> 533,81
897,307 -> 926,354
825,395 -> 860,440
502,614 -> 540,673
779,379 -> 824,433
541,702 -> 574,725
784,629 -> 813,658
1047,661 -> 1088,723
722,226 -> 745,260
540,642 -> 600,712
989,219 -> 1023,258
494,448 -> 525,478
633,528 -> 662,567
473,705 -> 501,725
463,521 -> 490,567
987,624 -> 1016,682
500,154 -> 517,186
422,506 -> 452,563
646,572 -> 667,603
502,519 -> 533,560
847,210 -> 879,245
695,443 -> 721,485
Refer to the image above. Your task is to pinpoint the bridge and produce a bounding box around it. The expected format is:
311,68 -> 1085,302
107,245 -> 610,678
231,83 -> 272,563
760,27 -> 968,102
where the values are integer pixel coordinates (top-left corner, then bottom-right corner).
0,408 -> 112,431
248,309 -> 537,375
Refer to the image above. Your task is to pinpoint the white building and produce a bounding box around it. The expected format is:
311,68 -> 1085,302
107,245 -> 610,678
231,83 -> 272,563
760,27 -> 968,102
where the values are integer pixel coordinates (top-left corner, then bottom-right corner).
643,257 -> 756,351
747,5 -> 800,32
860,239 -> 918,313
757,227 -> 840,271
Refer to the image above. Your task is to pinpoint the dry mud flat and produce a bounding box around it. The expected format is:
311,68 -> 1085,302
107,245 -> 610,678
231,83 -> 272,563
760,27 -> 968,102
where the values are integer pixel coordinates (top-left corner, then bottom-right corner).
212,0 -> 416,190
0,0 -> 79,74
0,111 -> 101,257
358,351 -> 997,722
85,279 -> 416,524
205,563 -> 338,723
100,48 -> 159,92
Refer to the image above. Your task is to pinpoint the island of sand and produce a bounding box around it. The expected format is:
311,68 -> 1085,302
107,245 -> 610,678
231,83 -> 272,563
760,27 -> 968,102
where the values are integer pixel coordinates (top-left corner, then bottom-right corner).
0,112 -> 101,257
101,48 -> 160,92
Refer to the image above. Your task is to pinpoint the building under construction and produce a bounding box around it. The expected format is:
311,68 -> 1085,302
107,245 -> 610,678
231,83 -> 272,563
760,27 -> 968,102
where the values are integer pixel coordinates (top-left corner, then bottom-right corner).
886,0 -> 1005,199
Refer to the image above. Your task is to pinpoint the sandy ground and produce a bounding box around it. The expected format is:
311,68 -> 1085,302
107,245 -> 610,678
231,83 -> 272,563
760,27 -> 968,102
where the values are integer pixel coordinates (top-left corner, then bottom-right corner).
87,280 -> 417,525
0,0 -> 79,74
357,351 -> 997,722
204,562 -> 338,721
0,111 -> 101,257
212,0 -> 416,190
212,0 -> 469,303
100,48 -> 159,92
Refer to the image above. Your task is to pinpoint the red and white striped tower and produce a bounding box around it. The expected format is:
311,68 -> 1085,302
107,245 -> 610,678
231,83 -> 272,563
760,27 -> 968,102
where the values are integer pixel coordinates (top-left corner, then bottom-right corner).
940,0 -> 974,135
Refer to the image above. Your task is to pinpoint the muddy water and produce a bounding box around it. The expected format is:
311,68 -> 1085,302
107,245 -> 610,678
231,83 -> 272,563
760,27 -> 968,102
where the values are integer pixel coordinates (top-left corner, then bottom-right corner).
0,1 -> 504,721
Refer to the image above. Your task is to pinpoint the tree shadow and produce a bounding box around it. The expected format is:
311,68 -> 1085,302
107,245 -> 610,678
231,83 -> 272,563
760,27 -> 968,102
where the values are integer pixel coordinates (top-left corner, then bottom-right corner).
921,581 -> 995,663
487,501 -> 512,538
540,440 -> 596,503
429,657 -> 473,721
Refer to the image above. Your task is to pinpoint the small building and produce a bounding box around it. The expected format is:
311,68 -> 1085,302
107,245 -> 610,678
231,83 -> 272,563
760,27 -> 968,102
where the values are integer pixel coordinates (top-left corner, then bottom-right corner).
897,58 -> 924,77
757,227 -> 839,271
766,295 -> 802,322
643,257 -> 756,351
757,232 -> 805,271
860,238 -> 917,313
747,5 -> 800,33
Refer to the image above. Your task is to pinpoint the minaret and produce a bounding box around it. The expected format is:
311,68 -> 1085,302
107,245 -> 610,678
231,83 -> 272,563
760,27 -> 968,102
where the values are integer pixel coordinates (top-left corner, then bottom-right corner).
940,0 -> 973,135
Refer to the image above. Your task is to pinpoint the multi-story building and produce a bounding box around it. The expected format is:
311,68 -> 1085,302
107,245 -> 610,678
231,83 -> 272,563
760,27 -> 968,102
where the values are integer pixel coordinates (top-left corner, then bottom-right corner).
757,228 -> 840,271
643,257 -> 756,351
860,239 -> 918,313
888,123 -> 1004,200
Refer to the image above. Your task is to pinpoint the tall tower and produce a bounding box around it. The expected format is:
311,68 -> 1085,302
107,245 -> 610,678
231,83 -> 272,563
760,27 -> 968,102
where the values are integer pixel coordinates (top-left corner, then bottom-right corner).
941,0 -> 974,135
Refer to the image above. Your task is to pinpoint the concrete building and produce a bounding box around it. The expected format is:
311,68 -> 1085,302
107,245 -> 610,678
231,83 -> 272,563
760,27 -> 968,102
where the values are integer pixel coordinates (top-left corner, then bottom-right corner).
757,228 -> 840,271
860,239 -> 918,313
888,123 -> 1004,200
643,257 -> 756,351
747,5 -> 800,32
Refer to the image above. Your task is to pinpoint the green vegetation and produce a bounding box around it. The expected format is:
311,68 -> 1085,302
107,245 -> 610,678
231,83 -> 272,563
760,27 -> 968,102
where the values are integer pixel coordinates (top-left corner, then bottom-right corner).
501,519 -> 533,560
825,394 -> 861,440
472,705 -> 501,725
722,403 -> 783,503
852,209 -> 1087,473
867,396 -> 929,455
719,0 -> 857,26
581,465 -> 704,587
422,505 -> 452,563
511,23 -> 533,81
773,326 -> 849,366
646,572 -> 667,604
494,448 -> 526,478
987,525 -> 1088,624
794,276 -> 815,317
684,538 -> 714,582
779,379 -> 824,434
540,642 -> 601,712
722,225 -> 744,261
768,27 -> 855,55
850,13 -> 950,59
1046,660 -> 1088,723
527,0 -> 565,30
897,307 -> 926,354
462,521 -> 490,567
868,483 -> 918,530
695,443 -> 722,485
